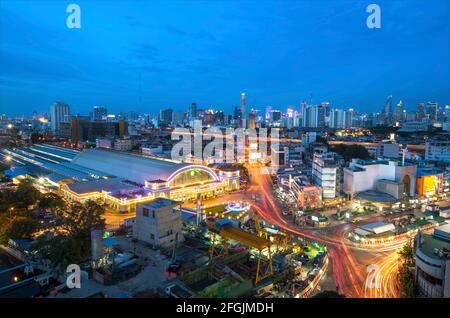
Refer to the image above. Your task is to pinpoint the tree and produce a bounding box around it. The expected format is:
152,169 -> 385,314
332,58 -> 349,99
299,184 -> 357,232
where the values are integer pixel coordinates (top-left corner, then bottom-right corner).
30,200 -> 106,271
38,193 -> 66,216
0,215 -> 39,244
38,235 -> 85,270
15,178 -> 40,208
398,240 -> 416,298
332,144 -> 370,162
65,200 -> 105,234
64,200 -> 106,259
398,240 -> 414,267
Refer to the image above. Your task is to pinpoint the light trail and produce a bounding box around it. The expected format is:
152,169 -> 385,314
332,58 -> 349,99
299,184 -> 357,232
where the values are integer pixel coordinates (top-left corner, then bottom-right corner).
196,168 -> 404,298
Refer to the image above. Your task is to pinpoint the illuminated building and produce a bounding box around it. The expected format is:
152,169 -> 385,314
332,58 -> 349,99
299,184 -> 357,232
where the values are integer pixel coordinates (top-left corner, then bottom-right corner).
293,184 -> 323,210
312,152 -> 338,199
416,168 -> 444,198
241,93 -> 246,128
1,145 -> 241,212
92,106 -> 107,121
66,148 -> 240,207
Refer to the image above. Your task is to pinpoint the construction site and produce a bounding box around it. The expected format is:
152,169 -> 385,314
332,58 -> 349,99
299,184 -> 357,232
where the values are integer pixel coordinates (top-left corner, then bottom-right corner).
164,210 -> 328,298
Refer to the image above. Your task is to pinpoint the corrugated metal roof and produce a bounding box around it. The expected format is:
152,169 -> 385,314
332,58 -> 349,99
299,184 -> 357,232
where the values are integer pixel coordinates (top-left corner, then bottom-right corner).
71,148 -> 189,184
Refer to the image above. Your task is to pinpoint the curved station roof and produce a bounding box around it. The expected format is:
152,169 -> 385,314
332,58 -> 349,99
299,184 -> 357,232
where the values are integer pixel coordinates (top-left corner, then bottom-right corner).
71,148 -> 192,184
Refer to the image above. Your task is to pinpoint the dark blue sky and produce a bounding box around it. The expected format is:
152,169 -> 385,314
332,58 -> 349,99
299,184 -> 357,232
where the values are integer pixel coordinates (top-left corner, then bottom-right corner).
0,0 -> 449,116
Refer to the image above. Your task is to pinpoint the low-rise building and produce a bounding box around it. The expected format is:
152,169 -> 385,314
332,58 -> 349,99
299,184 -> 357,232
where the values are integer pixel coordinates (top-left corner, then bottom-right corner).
425,141 -> 450,162
113,138 -> 133,151
354,222 -> 396,238
415,223 -> 450,298
343,159 -> 417,200
376,141 -> 400,159
133,198 -> 184,250
416,167 -> 444,198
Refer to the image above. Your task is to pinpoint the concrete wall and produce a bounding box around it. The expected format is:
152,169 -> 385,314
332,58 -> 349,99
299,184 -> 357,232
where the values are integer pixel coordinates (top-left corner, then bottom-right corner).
134,202 -> 183,249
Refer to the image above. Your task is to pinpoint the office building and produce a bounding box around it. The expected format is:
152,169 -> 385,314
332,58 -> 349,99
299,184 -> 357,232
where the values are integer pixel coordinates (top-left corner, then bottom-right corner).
160,108 -> 173,125
312,152 -> 338,199
92,106 -> 108,121
50,102 -> 70,131
425,141 -> 450,162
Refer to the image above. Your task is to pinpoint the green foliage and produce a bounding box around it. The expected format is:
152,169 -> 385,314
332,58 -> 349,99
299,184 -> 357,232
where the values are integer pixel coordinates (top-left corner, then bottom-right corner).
38,193 -> 66,216
37,235 -> 85,270
65,200 -> 106,235
14,178 -> 40,208
398,240 -> 416,298
34,200 -> 106,270
399,266 -> 416,298
332,144 -> 370,162
0,214 -> 39,244
398,240 -> 414,267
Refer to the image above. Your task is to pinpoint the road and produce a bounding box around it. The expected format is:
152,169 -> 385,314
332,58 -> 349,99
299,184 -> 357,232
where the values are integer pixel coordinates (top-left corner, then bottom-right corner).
198,167 -> 404,298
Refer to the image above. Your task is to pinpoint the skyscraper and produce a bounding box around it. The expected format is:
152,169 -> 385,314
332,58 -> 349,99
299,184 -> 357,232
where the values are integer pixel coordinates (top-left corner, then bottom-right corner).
50,102 -> 70,131
160,108 -> 173,125
394,100 -> 404,123
330,109 -> 345,129
417,102 -> 426,121
92,106 -> 107,121
241,93 -> 246,128
344,108 -> 354,128
427,102 -> 438,121
302,105 -> 325,128
189,102 -> 197,120
248,109 -> 257,129
381,95 -> 393,125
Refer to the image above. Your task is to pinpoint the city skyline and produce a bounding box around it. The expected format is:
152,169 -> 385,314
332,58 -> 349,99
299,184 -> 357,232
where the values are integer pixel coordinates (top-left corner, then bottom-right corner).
1,0 -> 449,116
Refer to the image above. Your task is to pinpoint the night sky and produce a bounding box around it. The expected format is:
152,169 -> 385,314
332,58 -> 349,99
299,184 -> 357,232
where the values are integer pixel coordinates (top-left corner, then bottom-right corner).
0,0 -> 449,116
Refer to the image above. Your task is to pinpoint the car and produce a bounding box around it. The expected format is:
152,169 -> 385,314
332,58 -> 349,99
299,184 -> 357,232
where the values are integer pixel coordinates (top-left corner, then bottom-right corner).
351,218 -> 361,224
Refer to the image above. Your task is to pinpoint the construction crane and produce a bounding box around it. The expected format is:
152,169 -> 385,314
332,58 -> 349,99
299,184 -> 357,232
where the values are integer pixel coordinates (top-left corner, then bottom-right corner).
253,214 -> 289,252
208,222 -> 273,285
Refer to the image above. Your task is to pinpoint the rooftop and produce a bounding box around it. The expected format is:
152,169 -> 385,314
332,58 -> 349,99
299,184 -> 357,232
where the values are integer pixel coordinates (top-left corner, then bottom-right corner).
71,148 -> 189,184
417,167 -> 444,177
65,177 -> 139,195
141,197 -> 181,209
434,223 -> 450,242
419,233 -> 450,260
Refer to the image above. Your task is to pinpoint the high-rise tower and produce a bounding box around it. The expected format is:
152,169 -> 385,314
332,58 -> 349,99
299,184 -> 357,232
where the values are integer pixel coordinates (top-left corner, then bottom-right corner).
381,95 -> 393,125
241,93 -> 246,128
50,102 -> 70,131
